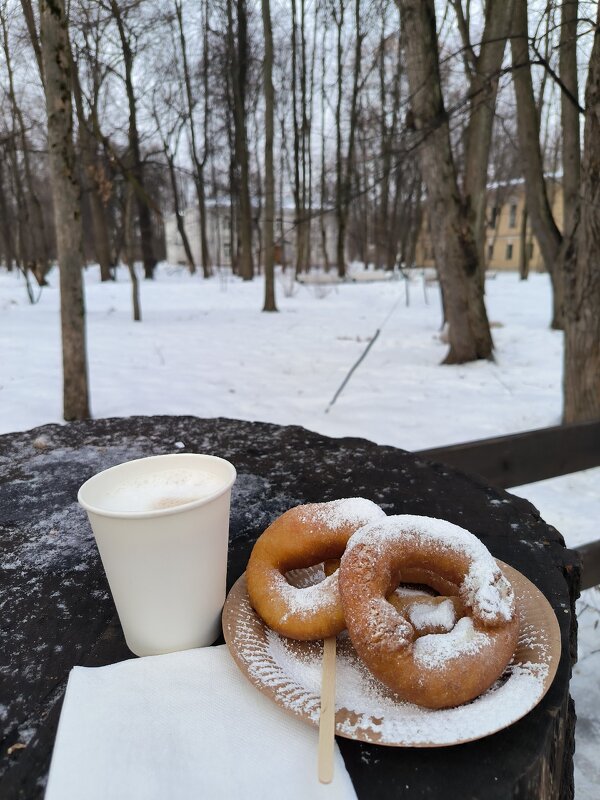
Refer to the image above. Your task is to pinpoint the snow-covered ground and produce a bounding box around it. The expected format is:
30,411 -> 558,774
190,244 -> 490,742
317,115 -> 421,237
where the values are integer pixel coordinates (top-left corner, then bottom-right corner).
1,263 -> 598,796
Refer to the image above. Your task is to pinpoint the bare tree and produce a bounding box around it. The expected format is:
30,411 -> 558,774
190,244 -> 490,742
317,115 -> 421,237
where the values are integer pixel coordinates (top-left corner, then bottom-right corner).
108,0 -> 157,279
39,0 -> 90,420
261,0 -> 276,311
174,0 -> 211,277
153,98 -> 196,274
396,0 -> 493,362
563,0 -> 600,422
72,52 -> 113,281
227,0 -> 254,280
124,184 -> 141,321
559,0 -> 580,240
2,2 -> 50,284
318,16 -> 331,271
333,0 -> 363,279
510,0 -> 563,327
455,0 -> 515,278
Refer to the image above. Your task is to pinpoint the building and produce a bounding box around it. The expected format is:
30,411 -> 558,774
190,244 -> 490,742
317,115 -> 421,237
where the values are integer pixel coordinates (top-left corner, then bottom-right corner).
165,202 -> 341,269
415,177 -> 563,272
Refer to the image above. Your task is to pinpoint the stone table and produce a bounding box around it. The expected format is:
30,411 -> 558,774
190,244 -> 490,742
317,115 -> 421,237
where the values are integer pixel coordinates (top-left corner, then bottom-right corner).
0,416 -> 580,799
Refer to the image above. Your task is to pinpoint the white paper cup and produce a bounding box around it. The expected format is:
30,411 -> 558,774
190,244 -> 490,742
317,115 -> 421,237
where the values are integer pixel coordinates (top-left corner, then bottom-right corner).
78,453 -> 237,657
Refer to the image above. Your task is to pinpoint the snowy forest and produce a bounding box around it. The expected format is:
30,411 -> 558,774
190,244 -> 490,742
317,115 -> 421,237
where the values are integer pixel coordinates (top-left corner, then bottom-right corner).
0,0 -> 599,426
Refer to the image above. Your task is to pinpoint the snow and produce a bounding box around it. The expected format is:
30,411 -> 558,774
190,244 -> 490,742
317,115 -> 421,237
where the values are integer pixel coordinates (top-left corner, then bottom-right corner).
1,263 -> 598,797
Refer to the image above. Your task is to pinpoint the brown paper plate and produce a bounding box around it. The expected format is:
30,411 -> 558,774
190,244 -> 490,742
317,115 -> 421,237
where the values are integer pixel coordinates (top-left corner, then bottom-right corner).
222,561 -> 561,747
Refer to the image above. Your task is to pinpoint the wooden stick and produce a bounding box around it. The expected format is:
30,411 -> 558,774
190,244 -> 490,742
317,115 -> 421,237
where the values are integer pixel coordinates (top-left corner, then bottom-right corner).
318,636 -> 337,784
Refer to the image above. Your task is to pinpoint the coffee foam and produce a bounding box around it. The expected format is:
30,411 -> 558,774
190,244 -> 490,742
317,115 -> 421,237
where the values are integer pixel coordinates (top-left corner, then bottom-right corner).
100,467 -> 223,513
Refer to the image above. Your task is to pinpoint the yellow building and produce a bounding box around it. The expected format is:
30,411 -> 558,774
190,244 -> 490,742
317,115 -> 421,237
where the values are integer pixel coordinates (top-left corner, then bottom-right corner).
415,178 -> 563,272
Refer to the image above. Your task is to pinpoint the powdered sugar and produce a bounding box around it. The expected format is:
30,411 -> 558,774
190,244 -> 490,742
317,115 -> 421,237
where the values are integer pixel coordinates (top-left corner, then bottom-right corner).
224,556 -> 558,748
408,599 -> 456,633
297,498 -> 386,531
413,617 -> 489,668
344,515 -> 515,624
273,571 -> 340,619
255,628 -> 549,745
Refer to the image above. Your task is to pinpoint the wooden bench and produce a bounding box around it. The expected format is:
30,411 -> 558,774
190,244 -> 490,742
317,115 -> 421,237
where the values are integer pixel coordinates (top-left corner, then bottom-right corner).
417,419 -> 600,589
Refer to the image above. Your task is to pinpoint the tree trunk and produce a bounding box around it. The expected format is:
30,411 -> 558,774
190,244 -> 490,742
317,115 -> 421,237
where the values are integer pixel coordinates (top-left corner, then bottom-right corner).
228,0 -> 254,280
462,0 -> 514,280
519,205 -> 530,280
397,0 -> 493,363
337,0 -> 362,278
166,151 -> 196,273
334,3 -> 345,277
510,0 -> 563,328
2,9 -> 49,281
377,12 -> 402,272
404,176 -> 422,270
6,129 -> 31,271
291,0 -> 302,275
563,3 -> 600,423
261,0 -> 277,311
20,0 -> 44,84
72,62 -> 113,281
109,0 -> 156,280
40,0 -> 90,420
299,0 -> 310,272
319,20 -> 330,271
0,157 -> 15,270
88,183 -> 113,281
200,0 -> 212,277
560,0 -> 580,239
125,186 -> 141,322
175,0 -> 211,277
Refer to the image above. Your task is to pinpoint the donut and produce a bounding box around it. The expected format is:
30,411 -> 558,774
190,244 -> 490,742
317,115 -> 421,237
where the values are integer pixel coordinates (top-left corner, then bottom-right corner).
338,515 -> 519,709
325,559 -> 463,628
246,498 -> 386,640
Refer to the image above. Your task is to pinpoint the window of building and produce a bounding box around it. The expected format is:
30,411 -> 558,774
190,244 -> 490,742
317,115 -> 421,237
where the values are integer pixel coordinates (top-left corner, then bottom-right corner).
490,206 -> 499,228
223,242 -> 231,257
509,204 -> 517,228
527,242 -> 534,260
506,243 -> 513,260
487,244 -> 494,261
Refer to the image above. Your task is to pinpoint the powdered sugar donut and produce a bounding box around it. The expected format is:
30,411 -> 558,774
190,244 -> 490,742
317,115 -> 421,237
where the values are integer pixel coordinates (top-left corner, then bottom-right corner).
246,498 -> 386,640
338,515 -> 519,709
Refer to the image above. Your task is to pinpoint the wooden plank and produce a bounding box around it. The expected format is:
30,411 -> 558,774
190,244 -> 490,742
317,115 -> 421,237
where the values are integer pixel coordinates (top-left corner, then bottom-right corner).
575,540 -> 600,591
416,420 -> 600,489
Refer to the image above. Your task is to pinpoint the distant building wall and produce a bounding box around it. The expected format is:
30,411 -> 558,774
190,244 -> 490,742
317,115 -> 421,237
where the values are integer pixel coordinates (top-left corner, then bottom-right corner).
165,204 -> 341,269
414,179 -> 563,272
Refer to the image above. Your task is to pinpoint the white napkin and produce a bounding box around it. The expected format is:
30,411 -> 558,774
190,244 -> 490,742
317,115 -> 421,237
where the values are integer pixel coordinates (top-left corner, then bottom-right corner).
45,645 -> 357,800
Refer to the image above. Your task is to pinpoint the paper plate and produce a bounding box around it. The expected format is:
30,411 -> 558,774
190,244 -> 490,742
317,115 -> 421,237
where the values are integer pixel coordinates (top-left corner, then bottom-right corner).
222,562 -> 561,746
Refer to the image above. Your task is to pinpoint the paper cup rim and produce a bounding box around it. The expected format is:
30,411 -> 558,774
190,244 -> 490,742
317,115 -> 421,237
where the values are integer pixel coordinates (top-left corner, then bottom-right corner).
77,453 -> 237,519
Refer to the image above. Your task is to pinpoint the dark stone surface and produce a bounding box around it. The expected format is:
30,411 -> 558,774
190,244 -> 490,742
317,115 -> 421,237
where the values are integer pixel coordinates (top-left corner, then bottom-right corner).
0,416 -> 580,799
